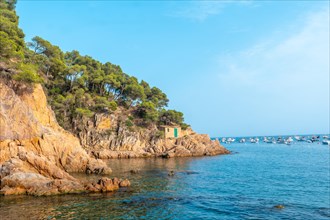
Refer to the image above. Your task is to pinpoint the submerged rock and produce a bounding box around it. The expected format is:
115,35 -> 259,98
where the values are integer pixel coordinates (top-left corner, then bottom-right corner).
130,169 -> 140,174
274,205 -> 285,209
119,179 -> 131,187
168,170 -> 175,176
86,177 -> 130,192
182,171 -> 199,175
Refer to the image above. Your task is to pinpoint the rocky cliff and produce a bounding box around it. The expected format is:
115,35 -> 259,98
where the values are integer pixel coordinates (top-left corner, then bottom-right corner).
0,80 -> 129,195
73,112 -> 229,159
0,77 -> 228,196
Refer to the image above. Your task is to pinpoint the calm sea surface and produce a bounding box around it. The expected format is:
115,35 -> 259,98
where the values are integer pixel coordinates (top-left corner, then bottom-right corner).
1,139 -> 329,219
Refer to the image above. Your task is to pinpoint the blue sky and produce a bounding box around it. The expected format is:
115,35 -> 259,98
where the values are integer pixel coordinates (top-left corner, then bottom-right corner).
16,1 -> 329,137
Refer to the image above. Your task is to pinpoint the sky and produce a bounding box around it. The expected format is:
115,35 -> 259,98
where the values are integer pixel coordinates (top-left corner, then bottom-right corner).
16,0 -> 329,137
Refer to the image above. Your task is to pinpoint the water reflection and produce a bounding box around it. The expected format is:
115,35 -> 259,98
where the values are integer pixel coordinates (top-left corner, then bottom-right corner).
0,157 -> 196,219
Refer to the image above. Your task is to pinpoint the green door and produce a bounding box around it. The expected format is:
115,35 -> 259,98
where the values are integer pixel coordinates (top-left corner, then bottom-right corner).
174,128 -> 178,138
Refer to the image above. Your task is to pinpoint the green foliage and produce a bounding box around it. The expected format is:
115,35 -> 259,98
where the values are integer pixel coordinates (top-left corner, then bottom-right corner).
180,123 -> 190,130
27,36 -> 66,79
27,36 -> 63,59
0,31 -> 23,60
140,80 -> 168,109
94,96 -> 117,111
0,0 -> 17,10
0,0 -> 25,61
125,119 -> 134,127
158,110 -> 190,129
135,101 -> 159,123
149,87 -> 169,108
75,108 -> 94,118
128,115 -> 134,121
13,63 -> 43,83
122,77 -> 146,105
108,101 -> 117,111
159,110 -> 184,125
155,130 -> 165,138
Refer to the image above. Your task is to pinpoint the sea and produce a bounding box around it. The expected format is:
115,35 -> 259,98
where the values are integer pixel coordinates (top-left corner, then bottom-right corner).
1,135 -> 329,219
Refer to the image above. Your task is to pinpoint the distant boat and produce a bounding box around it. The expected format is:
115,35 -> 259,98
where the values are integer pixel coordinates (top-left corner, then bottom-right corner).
250,138 -> 259,143
275,137 -> 291,145
294,136 -> 306,142
220,135 -> 328,145
284,137 -> 293,145
263,137 -> 272,143
312,136 -> 320,142
307,136 -> 320,143
322,140 -> 330,145
239,138 -> 246,143
287,137 -> 294,143
227,138 -> 235,143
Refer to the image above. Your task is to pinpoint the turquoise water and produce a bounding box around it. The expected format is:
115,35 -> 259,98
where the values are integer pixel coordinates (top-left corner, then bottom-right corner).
0,141 -> 329,219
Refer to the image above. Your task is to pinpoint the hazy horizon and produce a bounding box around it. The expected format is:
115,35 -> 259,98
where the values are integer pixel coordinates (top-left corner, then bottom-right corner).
17,1 -> 330,137
213,133 -> 330,138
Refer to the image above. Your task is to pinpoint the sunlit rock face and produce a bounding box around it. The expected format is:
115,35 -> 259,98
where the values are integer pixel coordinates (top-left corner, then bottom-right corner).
0,81 -> 113,196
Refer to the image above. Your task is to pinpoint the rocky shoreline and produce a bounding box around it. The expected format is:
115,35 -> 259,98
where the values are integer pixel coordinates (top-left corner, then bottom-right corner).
0,81 -> 228,196
75,111 -> 229,159
89,135 -> 229,159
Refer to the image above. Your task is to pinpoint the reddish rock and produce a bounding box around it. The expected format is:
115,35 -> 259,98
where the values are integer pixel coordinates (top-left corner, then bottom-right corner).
112,177 -> 120,185
119,179 -> 131,187
0,186 -> 26,195
87,177 -> 128,193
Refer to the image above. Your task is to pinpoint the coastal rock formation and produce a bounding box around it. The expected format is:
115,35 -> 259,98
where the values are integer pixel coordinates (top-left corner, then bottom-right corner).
74,113 -> 229,159
0,78 -> 227,195
85,177 -> 130,193
0,81 -> 116,195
